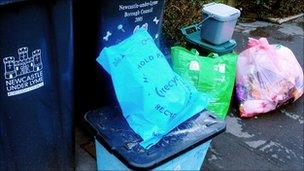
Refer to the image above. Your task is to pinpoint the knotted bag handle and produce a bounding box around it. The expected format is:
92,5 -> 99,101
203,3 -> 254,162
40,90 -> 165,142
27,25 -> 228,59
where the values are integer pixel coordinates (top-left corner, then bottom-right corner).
247,37 -> 282,71
207,52 -> 219,58
248,37 -> 271,49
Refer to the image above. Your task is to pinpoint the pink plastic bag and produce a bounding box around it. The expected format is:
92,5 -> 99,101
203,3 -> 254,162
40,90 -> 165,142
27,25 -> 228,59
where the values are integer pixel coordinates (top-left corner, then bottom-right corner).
236,38 -> 303,118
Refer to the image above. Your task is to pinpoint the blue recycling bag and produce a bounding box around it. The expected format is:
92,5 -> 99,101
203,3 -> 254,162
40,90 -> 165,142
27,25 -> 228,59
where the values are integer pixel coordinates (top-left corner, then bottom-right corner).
97,29 -> 209,148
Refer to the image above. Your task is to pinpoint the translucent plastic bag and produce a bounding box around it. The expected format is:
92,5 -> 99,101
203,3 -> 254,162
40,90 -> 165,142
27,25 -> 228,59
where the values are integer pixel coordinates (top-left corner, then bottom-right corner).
236,38 -> 303,117
97,29 -> 209,148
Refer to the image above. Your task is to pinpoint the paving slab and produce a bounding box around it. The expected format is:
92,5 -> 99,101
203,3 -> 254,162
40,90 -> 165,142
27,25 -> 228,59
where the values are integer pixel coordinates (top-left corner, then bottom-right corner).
75,127 -> 96,171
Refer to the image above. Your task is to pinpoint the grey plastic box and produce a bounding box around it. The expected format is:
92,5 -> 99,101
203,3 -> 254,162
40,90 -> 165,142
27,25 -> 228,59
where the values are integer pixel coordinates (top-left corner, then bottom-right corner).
201,3 -> 240,45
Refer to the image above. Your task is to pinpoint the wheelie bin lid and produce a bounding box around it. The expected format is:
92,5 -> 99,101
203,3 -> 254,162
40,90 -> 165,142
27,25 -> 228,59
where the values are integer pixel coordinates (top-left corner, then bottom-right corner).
85,107 -> 226,170
181,23 -> 237,55
0,0 -> 28,5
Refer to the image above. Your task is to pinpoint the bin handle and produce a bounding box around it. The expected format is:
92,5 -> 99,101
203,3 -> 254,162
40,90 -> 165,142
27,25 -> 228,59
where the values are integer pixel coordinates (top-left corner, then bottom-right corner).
180,23 -> 201,37
203,2 -> 217,8
207,53 -> 219,58
180,15 -> 212,37
190,49 -> 200,56
200,15 -> 212,25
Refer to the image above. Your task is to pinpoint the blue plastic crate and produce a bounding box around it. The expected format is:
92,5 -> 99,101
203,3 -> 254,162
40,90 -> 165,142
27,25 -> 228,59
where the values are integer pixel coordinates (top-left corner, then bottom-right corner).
96,139 -> 211,170
85,107 -> 225,170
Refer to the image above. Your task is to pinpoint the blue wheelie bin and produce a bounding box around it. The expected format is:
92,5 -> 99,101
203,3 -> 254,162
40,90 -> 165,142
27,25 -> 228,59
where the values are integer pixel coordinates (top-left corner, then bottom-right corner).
85,107 -> 226,170
96,0 -> 166,48
0,0 -> 74,170
74,0 -> 166,122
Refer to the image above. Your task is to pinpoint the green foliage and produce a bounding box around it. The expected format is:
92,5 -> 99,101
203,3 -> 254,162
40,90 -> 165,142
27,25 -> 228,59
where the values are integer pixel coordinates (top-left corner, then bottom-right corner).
254,0 -> 269,5
163,0 -> 206,44
237,0 -> 304,19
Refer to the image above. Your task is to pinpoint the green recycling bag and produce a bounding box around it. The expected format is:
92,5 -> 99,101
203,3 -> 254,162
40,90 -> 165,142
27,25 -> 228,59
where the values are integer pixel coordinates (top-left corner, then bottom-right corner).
171,46 -> 238,119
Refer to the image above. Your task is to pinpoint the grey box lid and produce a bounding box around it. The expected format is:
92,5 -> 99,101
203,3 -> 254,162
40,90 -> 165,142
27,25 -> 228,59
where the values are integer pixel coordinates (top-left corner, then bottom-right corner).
202,3 -> 240,22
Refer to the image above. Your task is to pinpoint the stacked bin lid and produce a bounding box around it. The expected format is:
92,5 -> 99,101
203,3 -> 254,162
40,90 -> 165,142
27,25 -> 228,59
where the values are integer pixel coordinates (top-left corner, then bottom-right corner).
85,107 -> 226,170
181,23 -> 237,55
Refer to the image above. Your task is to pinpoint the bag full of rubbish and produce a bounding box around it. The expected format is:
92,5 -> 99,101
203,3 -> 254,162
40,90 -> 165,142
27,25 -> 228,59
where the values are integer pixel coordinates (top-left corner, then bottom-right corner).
96,29 -> 210,148
236,37 -> 303,118
171,46 -> 238,119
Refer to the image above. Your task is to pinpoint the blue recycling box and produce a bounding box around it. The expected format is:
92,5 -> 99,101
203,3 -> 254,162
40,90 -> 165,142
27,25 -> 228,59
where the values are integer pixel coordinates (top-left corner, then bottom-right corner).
74,0 -> 166,121
200,3 -> 240,45
85,107 -> 225,170
0,0 -> 74,170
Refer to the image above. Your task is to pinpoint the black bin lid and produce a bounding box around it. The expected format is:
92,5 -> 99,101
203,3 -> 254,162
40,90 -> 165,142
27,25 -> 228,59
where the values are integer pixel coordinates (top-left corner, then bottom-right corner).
0,0 -> 27,6
85,107 -> 226,170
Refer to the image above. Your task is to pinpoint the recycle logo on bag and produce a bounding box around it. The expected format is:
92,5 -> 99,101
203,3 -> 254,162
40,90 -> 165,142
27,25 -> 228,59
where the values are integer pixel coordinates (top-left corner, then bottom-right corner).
2,47 -> 44,97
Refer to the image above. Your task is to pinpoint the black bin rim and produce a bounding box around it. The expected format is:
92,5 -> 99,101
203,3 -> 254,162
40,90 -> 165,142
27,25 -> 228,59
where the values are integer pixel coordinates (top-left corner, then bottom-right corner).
85,107 -> 226,170
0,0 -> 28,6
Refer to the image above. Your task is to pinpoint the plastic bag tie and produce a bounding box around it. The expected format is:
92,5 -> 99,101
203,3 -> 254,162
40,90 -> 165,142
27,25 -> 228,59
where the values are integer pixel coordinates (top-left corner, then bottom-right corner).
248,37 -> 271,49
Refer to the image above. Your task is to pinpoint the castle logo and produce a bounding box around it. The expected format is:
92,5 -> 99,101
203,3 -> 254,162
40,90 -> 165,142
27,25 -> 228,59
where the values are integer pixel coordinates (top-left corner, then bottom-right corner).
3,47 -> 44,97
